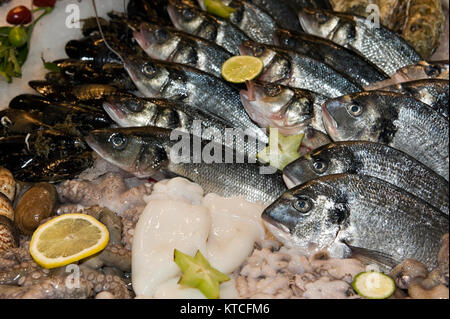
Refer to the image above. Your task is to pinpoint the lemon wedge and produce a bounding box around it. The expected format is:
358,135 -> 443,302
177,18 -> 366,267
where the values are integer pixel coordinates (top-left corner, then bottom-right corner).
221,55 -> 264,83
29,214 -> 109,269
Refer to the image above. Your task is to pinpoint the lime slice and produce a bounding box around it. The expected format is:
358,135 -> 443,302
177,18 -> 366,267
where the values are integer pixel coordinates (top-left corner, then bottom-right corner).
221,55 -> 264,83
29,214 -> 109,269
352,271 -> 396,299
204,0 -> 236,19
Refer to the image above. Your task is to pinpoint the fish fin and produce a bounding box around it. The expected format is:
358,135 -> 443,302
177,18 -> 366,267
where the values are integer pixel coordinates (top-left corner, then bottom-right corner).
347,244 -> 400,271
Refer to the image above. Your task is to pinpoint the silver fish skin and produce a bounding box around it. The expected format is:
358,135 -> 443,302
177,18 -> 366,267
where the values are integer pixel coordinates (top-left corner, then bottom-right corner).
263,173 -> 449,268
240,81 -> 327,135
283,141 -> 449,214
322,91 -> 449,180
167,0 -> 249,55
239,40 -> 362,97
274,28 -> 389,86
86,126 -> 287,203
122,55 -> 268,145
103,94 -> 265,154
298,8 -> 422,75
134,23 -> 232,78
378,79 -> 449,118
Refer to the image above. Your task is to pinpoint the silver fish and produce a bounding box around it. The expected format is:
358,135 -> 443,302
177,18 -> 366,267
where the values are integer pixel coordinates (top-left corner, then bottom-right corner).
283,141 -> 449,214
274,28 -> 389,86
86,126 -> 287,203
263,173 -> 449,268
122,55 -> 268,145
298,8 -> 422,75
239,40 -> 362,97
167,0 -> 249,55
133,23 -> 232,78
322,91 -> 449,180
239,81 -> 327,135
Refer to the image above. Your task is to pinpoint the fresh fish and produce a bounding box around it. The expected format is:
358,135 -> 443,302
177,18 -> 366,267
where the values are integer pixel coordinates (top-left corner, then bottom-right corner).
298,8 -> 422,75
239,81 -> 327,135
103,94 -> 264,153
263,173 -> 449,268
86,126 -> 287,203
365,60 -> 450,90
133,23 -> 232,78
322,91 -> 449,180
378,79 -> 449,118
167,0 -> 249,55
196,0 -> 278,44
122,55 -> 268,145
239,40 -> 362,97
283,141 -> 449,214
298,127 -> 331,156
274,28 -> 389,86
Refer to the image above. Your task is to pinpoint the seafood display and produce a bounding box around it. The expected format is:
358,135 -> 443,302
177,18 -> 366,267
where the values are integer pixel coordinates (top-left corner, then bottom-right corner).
0,0 -> 448,300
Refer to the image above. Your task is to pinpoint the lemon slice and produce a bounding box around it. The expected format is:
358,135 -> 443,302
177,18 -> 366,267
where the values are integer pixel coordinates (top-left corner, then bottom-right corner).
352,271 -> 396,299
29,214 -> 109,269
221,55 -> 264,83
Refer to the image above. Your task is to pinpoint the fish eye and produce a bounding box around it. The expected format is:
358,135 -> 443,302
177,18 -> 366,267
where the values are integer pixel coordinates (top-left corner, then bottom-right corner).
425,65 -> 440,77
252,45 -> 265,57
109,133 -> 127,150
281,36 -> 295,48
182,8 -> 194,20
264,84 -> 282,97
293,196 -> 312,214
347,103 -> 362,117
128,100 -> 144,112
142,63 -> 157,78
154,28 -> 168,43
316,13 -> 328,24
311,158 -> 328,174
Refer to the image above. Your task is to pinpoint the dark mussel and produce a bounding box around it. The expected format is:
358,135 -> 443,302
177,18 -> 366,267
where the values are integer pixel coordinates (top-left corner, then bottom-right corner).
127,0 -> 172,26
82,16 -> 109,36
1,109 -> 52,136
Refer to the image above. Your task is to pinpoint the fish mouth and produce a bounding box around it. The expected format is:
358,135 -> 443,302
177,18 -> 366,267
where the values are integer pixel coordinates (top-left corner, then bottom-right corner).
298,9 -> 315,33
103,101 -> 126,124
282,173 -> 297,189
133,28 -> 149,51
238,43 -> 252,56
321,102 -> 338,137
241,81 -> 256,101
167,4 -> 181,30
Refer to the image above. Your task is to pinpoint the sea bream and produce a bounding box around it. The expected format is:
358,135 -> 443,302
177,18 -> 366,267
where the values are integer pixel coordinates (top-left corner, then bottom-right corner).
86,126 -> 287,203
298,8 -> 422,75
263,173 -> 449,269
239,40 -> 362,98
133,23 -> 232,78
283,141 -> 449,214
322,91 -> 449,180
273,28 -> 389,86
122,55 -> 268,145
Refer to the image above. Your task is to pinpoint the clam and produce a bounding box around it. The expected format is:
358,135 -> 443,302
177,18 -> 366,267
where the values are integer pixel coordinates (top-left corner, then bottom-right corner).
0,215 -> 20,253
0,166 -> 16,202
0,193 -> 14,221
14,182 -> 57,235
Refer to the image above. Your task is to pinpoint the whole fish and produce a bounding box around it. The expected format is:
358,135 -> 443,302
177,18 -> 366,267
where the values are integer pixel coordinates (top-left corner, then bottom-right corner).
239,81 -> 327,135
167,0 -> 249,55
298,8 -> 422,75
86,126 -> 287,203
196,0 -> 278,44
239,40 -> 362,97
263,173 -> 449,268
283,141 -> 449,214
103,94 -> 264,154
365,60 -> 450,90
133,23 -> 232,78
378,79 -> 449,118
322,91 -> 449,180
274,28 -> 389,86
122,55 -> 268,144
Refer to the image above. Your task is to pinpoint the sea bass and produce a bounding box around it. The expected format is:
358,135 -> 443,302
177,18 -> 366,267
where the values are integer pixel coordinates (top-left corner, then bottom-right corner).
122,55 -> 268,144
239,81 -> 327,135
274,28 -> 389,86
197,0 -> 278,44
263,173 -> 449,268
167,0 -> 249,55
283,141 -> 449,214
322,91 -> 449,180
239,40 -> 362,97
133,23 -> 232,78
103,94 -> 265,154
86,126 -> 287,203
298,8 -> 422,75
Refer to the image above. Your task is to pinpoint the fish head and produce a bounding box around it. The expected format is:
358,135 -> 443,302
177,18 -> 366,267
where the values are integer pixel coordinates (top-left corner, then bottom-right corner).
298,8 -> 339,39
167,1 -> 204,34
103,94 -> 154,127
86,127 -> 169,178
273,29 -> 298,49
322,93 -> 381,142
263,177 -> 347,251
135,23 -> 180,60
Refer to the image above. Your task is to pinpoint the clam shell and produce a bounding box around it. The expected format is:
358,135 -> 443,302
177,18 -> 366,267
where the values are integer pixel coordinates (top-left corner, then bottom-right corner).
0,193 -> 14,221
0,167 -> 16,202
0,215 -> 20,253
